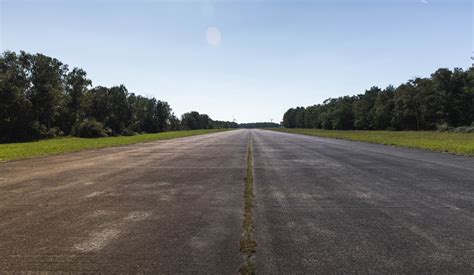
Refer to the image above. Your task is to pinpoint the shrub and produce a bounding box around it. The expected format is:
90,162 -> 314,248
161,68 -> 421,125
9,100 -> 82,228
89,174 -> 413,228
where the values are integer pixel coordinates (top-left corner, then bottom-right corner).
448,126 -> 474,133
72,120 -> 107,138
122,128 -> 136,136
44,127 -> 64,139
436,123 -> 452,132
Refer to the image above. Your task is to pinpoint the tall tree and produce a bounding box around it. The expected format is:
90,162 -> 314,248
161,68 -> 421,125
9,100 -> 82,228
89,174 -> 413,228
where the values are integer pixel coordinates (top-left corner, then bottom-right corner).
282,108 -> 297,128
28,53 -> 68,132
156,100 -> 171,132
373,86 -> 395,130
353,86 -> 380,130
0,51 -> 33,141
64,68 -> 92,134
295,107 -> 306,128
199,114 -> 211,129
329,96 -> 354,130
181,111 -> 201,130
169,113 -> 181,131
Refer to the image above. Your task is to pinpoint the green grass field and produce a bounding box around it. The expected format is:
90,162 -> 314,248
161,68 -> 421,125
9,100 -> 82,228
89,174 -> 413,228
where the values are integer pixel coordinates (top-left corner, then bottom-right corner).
0,129 -> 231,162
270,128 -> 474,156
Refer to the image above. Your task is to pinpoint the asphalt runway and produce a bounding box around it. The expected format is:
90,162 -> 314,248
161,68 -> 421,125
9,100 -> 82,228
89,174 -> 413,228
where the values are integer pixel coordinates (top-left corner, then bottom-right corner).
252,129 -> 474,273
1,129 -> 473,273
0,130 -> 248,273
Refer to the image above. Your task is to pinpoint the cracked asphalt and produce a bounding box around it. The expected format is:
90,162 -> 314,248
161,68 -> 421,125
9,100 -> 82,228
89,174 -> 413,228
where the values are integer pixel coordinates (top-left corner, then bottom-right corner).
0,129 -> 473,273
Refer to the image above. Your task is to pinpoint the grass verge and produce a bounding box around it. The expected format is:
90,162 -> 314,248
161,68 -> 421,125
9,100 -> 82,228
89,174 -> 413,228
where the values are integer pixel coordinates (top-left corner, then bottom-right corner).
269,128 -> 474,156
240,133 -> 256,275
0,129 -> 231,162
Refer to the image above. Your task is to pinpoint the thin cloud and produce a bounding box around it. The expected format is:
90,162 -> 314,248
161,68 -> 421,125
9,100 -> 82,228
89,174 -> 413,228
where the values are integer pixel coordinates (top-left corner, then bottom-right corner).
419,0 -> 429,4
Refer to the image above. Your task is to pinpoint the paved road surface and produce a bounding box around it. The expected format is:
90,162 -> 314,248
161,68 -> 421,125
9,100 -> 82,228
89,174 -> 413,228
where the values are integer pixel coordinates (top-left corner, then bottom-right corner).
252,130 -> 474,273
0,130 -> 248,273
1,129 -> 473,273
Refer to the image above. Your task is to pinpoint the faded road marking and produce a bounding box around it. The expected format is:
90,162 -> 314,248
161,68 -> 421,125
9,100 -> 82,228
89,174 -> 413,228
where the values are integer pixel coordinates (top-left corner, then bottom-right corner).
125,211 -> 151,222
74,211 -> 152,252
74,228 -> 121,252
85,191 -> 104,198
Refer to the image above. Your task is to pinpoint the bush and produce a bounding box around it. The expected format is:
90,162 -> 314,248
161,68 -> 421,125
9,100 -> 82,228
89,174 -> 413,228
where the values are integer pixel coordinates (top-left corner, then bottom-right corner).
102,127 -> 116,137
448,126 -> 474,133
72,120 -> 107,138
436,123 -> 452,132
122,128 -> 136,136
45,127 -> 64,139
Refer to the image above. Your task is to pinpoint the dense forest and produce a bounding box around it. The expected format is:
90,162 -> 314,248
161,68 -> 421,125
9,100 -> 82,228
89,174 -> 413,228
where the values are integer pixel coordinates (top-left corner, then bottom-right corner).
0,51 -> 237,142
283,67 -> 473,131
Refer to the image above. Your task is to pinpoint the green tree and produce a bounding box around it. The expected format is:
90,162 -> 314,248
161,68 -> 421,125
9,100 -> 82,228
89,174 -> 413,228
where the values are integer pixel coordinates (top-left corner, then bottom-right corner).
28,53 -> 68,134
0,51 -> 34,141
64,68 -> 92,134
283,108 -> 297,128
295,107 -> 306,128
156,100 -> 171,132
199,114 -> 211,129
181,111 -> 201,130
391,82 -> 423,130
466,67 -> 474,125
373,86 -> 395,130
352,86 -> 380,129
304,105 -> 320,128
329,97 -> 354,130
169,113 -> 181,131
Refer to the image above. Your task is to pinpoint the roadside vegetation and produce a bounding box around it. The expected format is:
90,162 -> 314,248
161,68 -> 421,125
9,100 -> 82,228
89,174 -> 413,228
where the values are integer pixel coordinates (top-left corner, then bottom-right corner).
0,129 -> 229,162
0,51 -> 237,143
283,67 -> 473,132
271,128 -> 474,156
239,122 -> 280,128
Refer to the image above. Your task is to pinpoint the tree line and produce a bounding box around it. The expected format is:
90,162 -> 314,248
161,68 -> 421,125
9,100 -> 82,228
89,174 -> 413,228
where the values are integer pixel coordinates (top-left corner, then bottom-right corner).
283,67 -> 473,131
239,122 -> 280,128
0,51 -> 236,142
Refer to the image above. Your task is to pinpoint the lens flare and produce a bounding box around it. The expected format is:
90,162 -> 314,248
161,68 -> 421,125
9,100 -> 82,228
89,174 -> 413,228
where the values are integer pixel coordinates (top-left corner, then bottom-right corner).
206,27 -> 221,47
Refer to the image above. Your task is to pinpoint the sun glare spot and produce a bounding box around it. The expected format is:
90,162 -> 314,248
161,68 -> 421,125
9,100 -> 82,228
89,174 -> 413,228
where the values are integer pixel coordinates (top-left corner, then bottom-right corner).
206,27 -> 221,47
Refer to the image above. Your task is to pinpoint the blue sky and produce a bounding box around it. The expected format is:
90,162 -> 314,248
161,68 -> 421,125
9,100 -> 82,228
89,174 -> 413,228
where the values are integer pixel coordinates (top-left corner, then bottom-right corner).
1,0 -> 472,123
